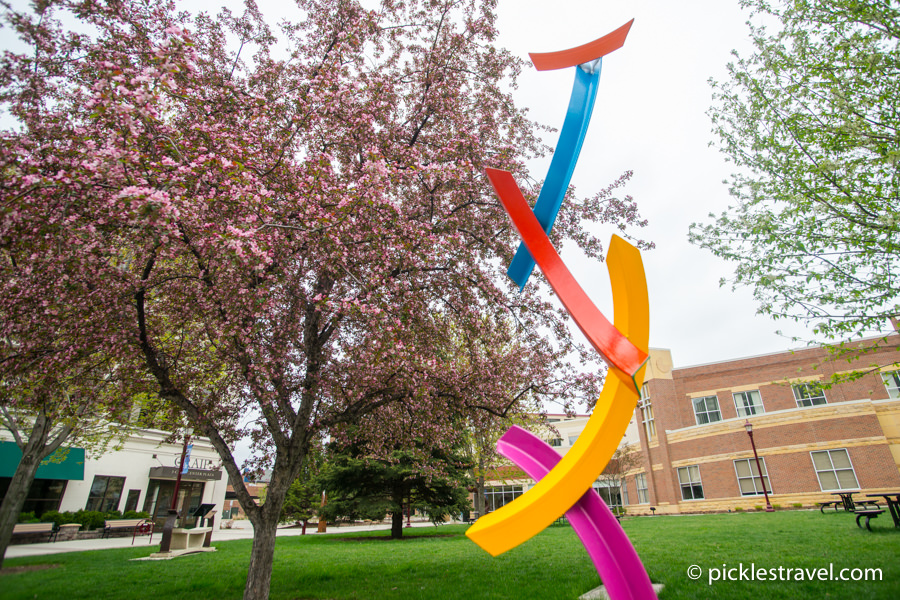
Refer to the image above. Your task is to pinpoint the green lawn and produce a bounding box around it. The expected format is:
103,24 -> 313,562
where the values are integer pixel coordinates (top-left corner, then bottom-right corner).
2,511 -> 898,599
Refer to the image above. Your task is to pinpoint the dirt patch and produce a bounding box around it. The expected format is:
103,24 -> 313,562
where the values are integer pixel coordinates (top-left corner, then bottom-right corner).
1,564 -> 62,576
337,534 -> 459,542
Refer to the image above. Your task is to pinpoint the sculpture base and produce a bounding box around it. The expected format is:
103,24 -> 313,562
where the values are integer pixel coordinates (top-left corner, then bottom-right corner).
579,583 -> 664,600
147,547 -> 217,560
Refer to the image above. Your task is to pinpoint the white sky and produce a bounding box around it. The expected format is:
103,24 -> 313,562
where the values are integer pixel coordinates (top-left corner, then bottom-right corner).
492,0 -> 825,369
0,0 -> 825,370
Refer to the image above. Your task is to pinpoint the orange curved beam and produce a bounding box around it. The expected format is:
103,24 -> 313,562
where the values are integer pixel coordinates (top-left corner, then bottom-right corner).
485,168 -> 647,384
529,19 -> 634,71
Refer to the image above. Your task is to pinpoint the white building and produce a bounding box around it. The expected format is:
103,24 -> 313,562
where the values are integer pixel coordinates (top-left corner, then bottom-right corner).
1,427 -> 226,526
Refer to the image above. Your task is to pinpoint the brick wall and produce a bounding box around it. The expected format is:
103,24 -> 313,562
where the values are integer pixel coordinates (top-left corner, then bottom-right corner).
630,336 -> 900,513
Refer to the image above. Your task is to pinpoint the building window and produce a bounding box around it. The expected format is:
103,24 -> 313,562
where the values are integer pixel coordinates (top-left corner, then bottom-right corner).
568,435 -> 579,446
733,458 -> 772,496
639,384 -> 656,440
548,438 -> 563,447
733,390 -> 764,417
592,481 -> 626,511
792,383 -> 827,407
635,473 -> 649,504
692,395 -> 722,425
0,478 -> 67,518
484,485 -> 524,512
85,475 -> 126,512
811,449 -> 860,491
881,370 -> 900,399
124,489 -> 141,513
677,465 -> 704,500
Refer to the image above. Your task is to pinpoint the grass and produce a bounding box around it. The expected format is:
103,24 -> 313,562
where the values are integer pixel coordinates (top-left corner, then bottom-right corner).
2,511 -> 898,599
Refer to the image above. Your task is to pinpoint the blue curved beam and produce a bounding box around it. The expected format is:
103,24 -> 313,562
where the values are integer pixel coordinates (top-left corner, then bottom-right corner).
507,62 -> 602,290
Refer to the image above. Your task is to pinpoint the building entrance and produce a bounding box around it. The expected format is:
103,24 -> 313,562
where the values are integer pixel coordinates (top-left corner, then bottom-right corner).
142,479 -> 205,526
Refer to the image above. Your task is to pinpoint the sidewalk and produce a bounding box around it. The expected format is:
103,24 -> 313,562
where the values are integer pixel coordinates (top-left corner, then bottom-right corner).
5,519 -> 448,559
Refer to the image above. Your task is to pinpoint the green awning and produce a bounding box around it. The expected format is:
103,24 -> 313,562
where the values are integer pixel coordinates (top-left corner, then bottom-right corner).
0,441 -> 85,480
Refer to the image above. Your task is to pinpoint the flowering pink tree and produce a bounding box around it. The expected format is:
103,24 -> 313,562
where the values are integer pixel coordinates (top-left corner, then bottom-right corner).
0,0 -> 652,597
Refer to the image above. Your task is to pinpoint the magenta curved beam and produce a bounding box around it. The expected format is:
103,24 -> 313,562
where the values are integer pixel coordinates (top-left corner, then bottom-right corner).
497,425 -> 657,600
486,167 -> 647,384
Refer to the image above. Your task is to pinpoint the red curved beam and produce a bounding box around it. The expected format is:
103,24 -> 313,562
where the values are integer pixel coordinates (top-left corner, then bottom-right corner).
529,19 -> 634,71
486,167 -> 647,379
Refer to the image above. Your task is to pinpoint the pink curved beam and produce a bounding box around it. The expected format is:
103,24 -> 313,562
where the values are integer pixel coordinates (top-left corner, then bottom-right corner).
497,426 -> 657,600
485,167 -> 647,384
529,20 -> 634,71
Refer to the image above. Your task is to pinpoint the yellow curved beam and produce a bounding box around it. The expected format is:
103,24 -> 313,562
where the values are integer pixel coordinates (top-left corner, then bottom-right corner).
465,235 -> 649,557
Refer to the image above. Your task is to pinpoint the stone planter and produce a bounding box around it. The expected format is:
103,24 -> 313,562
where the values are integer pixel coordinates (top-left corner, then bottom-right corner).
57,523 -> 82,541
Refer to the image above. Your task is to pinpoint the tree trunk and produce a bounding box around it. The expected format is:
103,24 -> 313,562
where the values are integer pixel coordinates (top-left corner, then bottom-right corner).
474,455 -> 485,517
390,486 -> 404,539
0,414 -> 53,568
242,475 -> 291,600
243,514 -> 278,600
390,509 -> 404,539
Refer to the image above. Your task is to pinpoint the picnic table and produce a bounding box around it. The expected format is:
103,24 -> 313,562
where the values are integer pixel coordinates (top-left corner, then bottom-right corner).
830,491 -> 858,511
866,492 -> 900,528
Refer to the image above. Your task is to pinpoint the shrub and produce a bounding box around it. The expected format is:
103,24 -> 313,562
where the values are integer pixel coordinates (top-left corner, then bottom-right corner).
123,511 -> 151,520
73,510 -> 108,530
773,504 -> 782,510
755,505 -> 763,511
39,511 -> 79,526
792,503 -> 803,509
17,511 -> 39,523
735,506 -> 744,512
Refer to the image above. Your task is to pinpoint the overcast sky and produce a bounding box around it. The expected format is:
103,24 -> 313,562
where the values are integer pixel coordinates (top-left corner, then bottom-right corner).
490,0 -> 826,369
1,0 -> 826,369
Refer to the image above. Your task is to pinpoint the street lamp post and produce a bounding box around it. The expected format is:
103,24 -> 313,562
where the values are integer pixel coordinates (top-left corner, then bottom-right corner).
159,427 -> 194,553
744,420 -> 774,512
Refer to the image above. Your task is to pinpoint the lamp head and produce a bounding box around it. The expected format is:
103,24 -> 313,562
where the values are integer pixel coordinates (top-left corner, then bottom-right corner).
744,420 -> 752,434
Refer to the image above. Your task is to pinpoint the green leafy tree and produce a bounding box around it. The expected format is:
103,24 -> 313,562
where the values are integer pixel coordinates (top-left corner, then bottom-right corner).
691,0 -> 899,342
319,443 -> 473,539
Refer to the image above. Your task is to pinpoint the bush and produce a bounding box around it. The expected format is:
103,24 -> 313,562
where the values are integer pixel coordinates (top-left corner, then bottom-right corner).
39,511 -> 79,526
755,505 -> 763,511
792,503 -> 803,508
72,510 -> 108,530
735,506 -> 744,512
123,510 -> 151,520
17,511 -> 39,523
773,504 -> 782,510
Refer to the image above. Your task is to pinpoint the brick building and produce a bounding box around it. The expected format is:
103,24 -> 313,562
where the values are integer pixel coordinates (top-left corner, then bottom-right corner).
624,335 -> 900,514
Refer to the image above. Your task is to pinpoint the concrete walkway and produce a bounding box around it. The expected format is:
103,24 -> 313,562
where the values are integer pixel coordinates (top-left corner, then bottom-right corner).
5,519 -> 448,559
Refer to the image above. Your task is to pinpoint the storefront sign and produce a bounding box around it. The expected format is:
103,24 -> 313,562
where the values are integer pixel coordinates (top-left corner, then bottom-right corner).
149,466 -> 223,481
171,456 -> 215,471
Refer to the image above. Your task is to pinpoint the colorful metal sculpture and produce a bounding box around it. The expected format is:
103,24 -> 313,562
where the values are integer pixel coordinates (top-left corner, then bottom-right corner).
465,217 -> 649,557
466,21 -> 657,599
506,20 -> 634,290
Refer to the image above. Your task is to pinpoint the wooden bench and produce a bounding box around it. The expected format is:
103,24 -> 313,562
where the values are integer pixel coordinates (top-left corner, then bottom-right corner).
12,522 -> 57,543
818,501 -> 840,513
102,518 -> 153,539
854,509 -> 885,531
